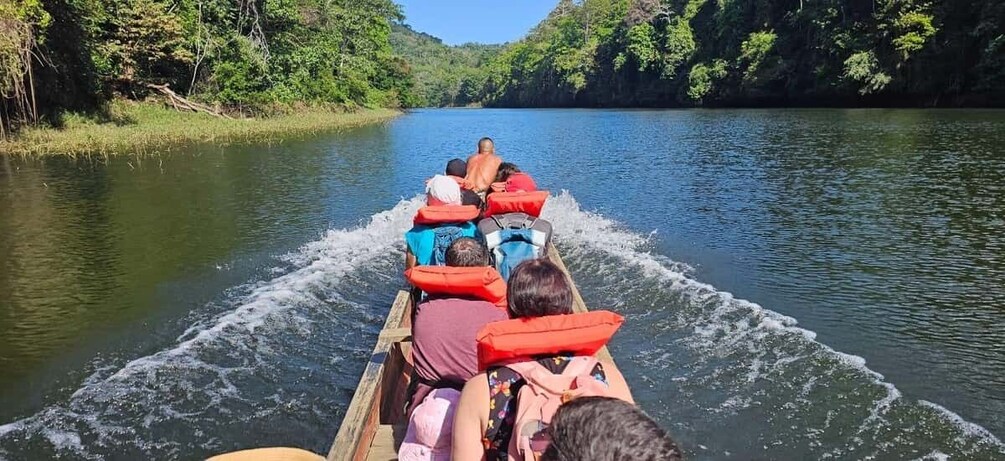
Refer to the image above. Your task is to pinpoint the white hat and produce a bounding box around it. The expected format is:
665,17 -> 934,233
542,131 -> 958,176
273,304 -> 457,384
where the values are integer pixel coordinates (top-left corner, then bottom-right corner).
426,175 -> 462,206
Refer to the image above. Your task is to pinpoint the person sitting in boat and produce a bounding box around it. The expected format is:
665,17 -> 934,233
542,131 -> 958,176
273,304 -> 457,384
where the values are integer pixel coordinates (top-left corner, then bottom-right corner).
541,396 -> 682,461
399,238 -> 509,461
452,259 -> 634,461
445,158 -> 483,207
405,237 -> 509,409
490,162 -> 538,194
462,137 -> 503,198
405,175 -> 480,269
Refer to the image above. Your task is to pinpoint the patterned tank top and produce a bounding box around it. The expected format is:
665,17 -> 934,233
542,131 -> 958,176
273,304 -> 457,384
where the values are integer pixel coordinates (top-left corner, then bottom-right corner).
482,355 -> 607,461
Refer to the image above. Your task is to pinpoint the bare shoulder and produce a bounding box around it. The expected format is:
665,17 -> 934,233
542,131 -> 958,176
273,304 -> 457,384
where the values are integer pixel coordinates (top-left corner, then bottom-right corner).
463,371 -> 489,394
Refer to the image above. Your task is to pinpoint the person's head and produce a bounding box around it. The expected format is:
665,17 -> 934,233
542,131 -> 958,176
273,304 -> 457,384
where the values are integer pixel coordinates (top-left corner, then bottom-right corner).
495,162 -> 520,182
426,174 -> 462,206
478,137 -> 495,154
446,237 -> 490,267
506,259 -> 573,318
445,158 -> 467,177
542,397 -> 683,461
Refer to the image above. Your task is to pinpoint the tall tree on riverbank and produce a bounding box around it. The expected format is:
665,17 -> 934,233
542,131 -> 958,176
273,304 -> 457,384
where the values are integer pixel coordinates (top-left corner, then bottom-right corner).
0,0 -> 49,136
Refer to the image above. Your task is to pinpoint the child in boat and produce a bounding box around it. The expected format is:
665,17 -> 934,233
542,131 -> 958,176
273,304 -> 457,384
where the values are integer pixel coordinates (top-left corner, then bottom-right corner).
451,259 -> 634,461
541,396 -> 683,461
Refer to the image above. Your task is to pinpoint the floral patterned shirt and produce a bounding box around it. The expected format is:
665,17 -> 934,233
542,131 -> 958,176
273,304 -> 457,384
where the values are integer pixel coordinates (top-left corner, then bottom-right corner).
482,356 -> 607,461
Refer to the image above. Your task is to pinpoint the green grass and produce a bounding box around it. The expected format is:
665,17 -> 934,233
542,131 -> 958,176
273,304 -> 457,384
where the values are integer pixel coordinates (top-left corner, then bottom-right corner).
0,100 -> 401,157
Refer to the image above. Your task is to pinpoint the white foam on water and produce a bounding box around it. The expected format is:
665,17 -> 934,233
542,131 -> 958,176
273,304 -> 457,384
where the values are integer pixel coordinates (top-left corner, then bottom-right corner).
919,400 -> 1004,447
912,450 -> 950,461
541,191 -> 1005,453
0,196 -> 424,457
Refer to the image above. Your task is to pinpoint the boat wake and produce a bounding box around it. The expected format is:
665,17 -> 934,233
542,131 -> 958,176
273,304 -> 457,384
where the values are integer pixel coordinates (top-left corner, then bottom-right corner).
542,191 -> 1004,459
1,192 -> 1001,460
0,197 -> 424,460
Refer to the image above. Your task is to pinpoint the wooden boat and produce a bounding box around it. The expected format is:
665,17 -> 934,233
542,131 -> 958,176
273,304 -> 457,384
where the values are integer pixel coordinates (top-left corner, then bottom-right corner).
324,245 -> 613,461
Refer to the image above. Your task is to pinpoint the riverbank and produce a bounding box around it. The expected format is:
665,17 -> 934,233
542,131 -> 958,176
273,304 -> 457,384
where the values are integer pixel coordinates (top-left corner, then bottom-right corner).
0,101 -> 401,157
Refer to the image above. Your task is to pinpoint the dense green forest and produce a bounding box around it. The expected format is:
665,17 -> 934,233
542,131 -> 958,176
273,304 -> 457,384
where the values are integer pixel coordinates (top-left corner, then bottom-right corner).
412,0 -> 1005,107
3,0 -> 1004,135
389,24 -> 500,107
0,0 -> 415,135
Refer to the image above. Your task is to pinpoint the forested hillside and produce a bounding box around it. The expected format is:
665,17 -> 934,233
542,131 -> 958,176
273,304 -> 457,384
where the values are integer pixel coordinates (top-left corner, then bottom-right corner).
468,0 -> 1005,107
389,24 -> 500,107
4,0 -> 1003,132
0,0 -> 414,134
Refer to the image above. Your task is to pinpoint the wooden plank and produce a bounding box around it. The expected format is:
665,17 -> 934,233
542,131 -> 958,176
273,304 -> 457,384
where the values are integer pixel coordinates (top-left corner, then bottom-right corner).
377,328 -> 411,342
377,342 -> 413,425
326,337 -> 387,461
547,245 -> 614,362
384,291 -> 412,331
326,291 -> 411,461
364,425 -> 407,461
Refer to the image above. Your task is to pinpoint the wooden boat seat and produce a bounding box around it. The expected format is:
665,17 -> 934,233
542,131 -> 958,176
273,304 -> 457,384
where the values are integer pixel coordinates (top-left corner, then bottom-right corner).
364,425 -> 407,461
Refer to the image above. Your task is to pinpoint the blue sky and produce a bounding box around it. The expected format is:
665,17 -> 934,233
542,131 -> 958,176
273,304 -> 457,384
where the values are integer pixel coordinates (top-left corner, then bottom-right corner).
395,0 -> 557,45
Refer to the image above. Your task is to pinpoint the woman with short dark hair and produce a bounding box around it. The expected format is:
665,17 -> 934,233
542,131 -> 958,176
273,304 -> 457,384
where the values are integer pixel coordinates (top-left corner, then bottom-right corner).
452,259 -> 634,461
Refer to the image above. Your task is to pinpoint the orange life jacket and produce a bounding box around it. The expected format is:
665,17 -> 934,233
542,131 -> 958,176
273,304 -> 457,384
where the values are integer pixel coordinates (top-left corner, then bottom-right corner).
483,191 -> 549,218
413,205 -> 480,226
404,266 -> 507,309
475,310 -> 624,371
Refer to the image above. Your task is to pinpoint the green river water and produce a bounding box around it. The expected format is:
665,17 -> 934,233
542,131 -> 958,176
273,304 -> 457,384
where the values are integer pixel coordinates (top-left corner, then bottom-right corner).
1,109 -> 1003,460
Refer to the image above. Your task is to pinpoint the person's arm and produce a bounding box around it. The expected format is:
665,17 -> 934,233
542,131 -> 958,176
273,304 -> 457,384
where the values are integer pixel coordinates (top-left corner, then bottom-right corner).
600,360 -> 635,404
452,373 -> 489,461
405,247 -> 417,271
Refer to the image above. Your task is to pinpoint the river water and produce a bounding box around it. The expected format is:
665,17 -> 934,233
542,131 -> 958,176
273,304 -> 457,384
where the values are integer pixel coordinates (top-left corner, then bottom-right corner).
0,109 -> 1003,460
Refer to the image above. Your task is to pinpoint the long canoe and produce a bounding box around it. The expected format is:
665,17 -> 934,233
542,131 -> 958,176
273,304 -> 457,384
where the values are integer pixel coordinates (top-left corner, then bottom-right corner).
324,245 -> 613,461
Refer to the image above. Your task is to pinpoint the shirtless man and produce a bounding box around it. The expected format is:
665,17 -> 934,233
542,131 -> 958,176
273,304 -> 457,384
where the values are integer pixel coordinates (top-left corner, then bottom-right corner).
462,137 -> 502,196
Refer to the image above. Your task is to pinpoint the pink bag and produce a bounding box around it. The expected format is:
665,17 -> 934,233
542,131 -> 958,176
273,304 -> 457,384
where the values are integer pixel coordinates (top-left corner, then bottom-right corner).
398,388 -> 461,461
505,357 -> 613,461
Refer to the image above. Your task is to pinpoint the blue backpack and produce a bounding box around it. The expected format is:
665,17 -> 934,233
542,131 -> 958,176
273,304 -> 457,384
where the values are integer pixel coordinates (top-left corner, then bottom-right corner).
431,226 -> 464,266
478,213 -> 553,281
405,221 -> 478,266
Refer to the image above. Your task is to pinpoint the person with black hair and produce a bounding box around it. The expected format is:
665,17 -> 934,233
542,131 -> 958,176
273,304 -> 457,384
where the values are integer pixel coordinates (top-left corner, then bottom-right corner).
445,158 -> 483,207
542,397 -> 684,461
452,259 -> 634,461
490,162 -> 538,193
408,237 -> 508,410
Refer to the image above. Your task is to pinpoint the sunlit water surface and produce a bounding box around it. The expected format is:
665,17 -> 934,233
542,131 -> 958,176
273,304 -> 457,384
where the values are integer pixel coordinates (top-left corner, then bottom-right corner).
1,109 -> 1003,459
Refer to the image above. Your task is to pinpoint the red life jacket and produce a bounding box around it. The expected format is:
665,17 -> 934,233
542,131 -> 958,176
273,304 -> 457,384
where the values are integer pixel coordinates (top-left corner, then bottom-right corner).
475,310 -> 624,371
413,205 -> 480,226
404,266 -> 507,309
484,191 -> 549,218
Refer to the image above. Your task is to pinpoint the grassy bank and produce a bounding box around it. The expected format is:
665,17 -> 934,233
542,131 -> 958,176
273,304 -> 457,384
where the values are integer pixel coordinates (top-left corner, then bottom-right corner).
0,101 -> 401,157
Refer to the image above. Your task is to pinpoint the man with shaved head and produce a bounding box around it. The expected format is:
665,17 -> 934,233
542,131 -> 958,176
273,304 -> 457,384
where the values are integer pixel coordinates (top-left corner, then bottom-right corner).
462,137 -> 503,198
